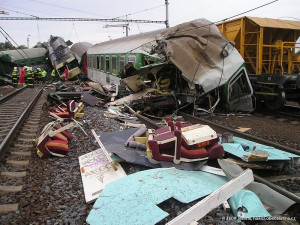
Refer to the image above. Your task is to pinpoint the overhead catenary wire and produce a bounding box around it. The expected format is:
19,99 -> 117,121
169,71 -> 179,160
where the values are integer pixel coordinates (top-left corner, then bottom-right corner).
123,0 -> 279,55
0,27 -> 30,59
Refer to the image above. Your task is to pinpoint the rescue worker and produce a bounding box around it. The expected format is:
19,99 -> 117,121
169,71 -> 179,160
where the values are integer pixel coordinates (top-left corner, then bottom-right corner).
51,69 -> 56,82
64,68 -> 68,82
41,69 -> 47,83
11,67 -> 18,87
18,67 -> 26,87
36,68 -> 42,84
26,67 -> 34,88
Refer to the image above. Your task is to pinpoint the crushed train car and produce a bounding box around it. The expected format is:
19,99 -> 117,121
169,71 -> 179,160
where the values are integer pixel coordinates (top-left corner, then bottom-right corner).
70,42 -> 93,77
86,19 -> 254,114
47,36 -> 81,80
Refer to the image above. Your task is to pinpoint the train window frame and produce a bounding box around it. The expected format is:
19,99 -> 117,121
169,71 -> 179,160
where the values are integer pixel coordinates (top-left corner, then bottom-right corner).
96,56 -> 100,70
128,55 -> 136,66
105,55 -> 110,73
100,55 -> 104,71
228,68 -> 252,101
112,55 -> 117,75
88,56 -> 92,68
93,56 -> 97,70
119,55 -> 125,72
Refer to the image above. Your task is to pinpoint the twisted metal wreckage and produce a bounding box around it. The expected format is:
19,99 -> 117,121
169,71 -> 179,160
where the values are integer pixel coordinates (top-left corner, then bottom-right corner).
86,19 -> 254,114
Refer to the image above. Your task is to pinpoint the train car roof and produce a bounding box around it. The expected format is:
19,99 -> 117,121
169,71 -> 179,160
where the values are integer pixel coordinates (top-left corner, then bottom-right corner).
87,28 -> 165,55
217,16 -> 300,30
70,42 -> 93,63
1,48 -> 47,60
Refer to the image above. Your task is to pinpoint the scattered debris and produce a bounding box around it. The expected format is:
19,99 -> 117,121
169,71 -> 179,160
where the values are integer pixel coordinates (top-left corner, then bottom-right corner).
221,135 -> 300,163
78,149 -> 126,203
218,159 -> 296,215
166,169 -> 254,225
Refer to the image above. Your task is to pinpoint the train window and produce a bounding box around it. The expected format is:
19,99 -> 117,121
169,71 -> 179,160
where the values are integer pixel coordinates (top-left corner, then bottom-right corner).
93,56 -> 97,69
120,56 -> 125,71
128,55 -> 136,66
112,56 -> 117,74
88,57 -> 91,68
97,56 -> 100,70
30,60 -> 34,66
100,56 -> 104,71
105,56 -> 110,73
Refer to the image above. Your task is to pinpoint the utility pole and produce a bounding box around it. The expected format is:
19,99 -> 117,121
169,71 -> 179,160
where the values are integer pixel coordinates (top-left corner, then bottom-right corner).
165,0 -> 169,28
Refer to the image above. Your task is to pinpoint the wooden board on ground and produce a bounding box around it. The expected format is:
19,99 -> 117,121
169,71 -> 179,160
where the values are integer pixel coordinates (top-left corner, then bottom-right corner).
235,127 -> 251,132
78,149 -> 126,203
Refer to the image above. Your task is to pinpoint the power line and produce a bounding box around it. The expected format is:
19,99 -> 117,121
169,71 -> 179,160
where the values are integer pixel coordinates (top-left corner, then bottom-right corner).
113,5 -> 164,19
0,6 -> 38,17
0,27 -> 30,58
27,0 -> 110,18
0,17 -> 166,24
125,0 -> 279,54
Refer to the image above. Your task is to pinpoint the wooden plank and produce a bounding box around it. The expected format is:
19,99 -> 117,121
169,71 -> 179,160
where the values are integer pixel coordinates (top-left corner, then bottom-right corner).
0,204 -> 18,214
11,151 -> 31,157
1,172 -> 27,178
6,160 -> 29,166
14,144 -> 33,149
0,185 -> 23,194
17,138 -> 34,142
166,169 -> 254,225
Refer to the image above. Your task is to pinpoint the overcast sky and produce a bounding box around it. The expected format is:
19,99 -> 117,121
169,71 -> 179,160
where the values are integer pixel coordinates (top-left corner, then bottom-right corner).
0,0 -> 299,47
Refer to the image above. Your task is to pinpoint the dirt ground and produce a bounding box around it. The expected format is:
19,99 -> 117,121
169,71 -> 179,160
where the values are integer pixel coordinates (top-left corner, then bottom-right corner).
206,112 -> 300,151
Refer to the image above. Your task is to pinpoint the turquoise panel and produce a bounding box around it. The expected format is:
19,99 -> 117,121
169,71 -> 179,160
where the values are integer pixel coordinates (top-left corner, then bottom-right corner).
229,189 -> 271,219
87,168 -> 228,225
221,136 -> 299,160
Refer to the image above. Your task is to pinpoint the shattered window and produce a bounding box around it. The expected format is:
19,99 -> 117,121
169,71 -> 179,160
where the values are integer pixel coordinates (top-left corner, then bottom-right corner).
128,55 -> 136,66
101,56 -> 104,71
112,56 -> 117,74
97,56 -> 100,70
105,56 -> 110,73
120,56 -> 125,71
229,69 -> 252,100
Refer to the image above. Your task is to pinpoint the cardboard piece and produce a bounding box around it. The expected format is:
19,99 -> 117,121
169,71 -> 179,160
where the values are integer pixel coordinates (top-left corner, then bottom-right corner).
82,92 -> 99,106
78,149 -> 126,203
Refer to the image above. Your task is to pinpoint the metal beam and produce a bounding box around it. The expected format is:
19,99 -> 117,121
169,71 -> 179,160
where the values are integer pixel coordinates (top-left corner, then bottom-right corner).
0,17 -> 165,24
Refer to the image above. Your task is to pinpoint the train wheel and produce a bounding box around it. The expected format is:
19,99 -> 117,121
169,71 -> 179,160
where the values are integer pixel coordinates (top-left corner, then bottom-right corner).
264,91 -> 286,110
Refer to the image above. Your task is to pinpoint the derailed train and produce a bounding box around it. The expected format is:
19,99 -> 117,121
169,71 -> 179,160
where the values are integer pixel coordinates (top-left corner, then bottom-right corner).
82,19 -> 254,113
47,36 -> 81,80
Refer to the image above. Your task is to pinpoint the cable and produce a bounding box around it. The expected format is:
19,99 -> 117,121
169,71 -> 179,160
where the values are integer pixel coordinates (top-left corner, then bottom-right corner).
124,0 -> 279,55
113,5 -> 164,20
0,27 -> 30,58
0,6 -> 38,17
27,0 -> 110,18
0,30 -> 27,59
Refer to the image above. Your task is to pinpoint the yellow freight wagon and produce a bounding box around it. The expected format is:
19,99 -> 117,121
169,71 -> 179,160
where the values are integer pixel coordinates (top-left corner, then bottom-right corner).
217,17 -> 300,109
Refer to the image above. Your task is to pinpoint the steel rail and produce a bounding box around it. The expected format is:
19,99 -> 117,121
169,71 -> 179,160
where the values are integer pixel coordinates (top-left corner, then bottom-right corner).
0,87 -> 44,160
0,86 -> 26,104
178,112 -> 300,155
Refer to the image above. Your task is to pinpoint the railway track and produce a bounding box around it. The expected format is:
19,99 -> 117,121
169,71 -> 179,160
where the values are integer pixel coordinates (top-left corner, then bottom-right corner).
0,86 -> 45,214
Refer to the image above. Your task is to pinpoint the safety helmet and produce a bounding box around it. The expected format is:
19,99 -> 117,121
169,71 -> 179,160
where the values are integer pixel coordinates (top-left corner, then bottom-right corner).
13,67 -> 17,70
